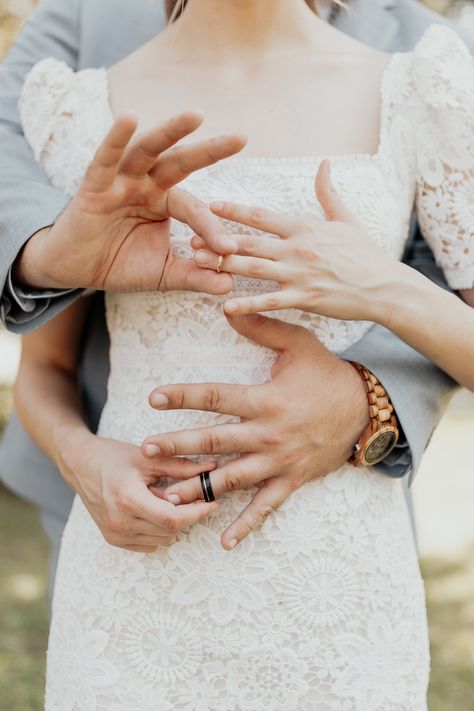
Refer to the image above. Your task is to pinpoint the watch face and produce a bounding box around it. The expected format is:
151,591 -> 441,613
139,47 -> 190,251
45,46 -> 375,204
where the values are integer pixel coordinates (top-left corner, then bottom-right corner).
365,431 -> 397,465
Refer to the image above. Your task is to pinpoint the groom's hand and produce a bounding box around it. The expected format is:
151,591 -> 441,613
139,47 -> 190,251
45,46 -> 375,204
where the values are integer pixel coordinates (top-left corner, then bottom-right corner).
15,112 -> 246,294
57,430 -> 219,553
141,314 -> 370,550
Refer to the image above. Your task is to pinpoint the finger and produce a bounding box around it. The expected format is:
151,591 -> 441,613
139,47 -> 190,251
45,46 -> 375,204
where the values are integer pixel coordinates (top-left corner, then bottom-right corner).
82,113 -> 138,192
164,455 -> 271,504
167,188 -> 238,254
141,422 -> 258,458
132,487 -> 218,531
121,545 -> 158,553
152,456 -> 218,479
221,476 -> 293,549
118,111 -> 204,177
132,518 -> 179,537
210,201 -> 299,238
223,290 -> 299,315
192,234 -> 285,261
151,133 -> 247,190
225,312 -> 315,351
195,251 -> 287,282
148,382 -> 260,418
160,256 -> 234,295
191,234 -> 208,251
129,533 -> 176,546
315,160 -> 353,222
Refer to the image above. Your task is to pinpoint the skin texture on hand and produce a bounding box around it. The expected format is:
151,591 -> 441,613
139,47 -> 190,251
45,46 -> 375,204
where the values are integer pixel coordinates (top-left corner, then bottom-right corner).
141,313 -> 369,550
191,160 -> 397,323
15,111 -> 246,294
57,426 -> 219,553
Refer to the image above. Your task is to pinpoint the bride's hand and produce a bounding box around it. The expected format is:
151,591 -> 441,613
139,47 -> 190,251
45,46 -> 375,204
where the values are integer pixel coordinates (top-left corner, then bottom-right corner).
192,160 -> 398,323
58,430 -> 218,553
17,112 -> 246,295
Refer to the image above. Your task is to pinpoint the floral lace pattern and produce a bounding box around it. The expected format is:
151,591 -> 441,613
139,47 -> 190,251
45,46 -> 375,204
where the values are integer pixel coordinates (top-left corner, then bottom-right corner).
18,23 -> 474,711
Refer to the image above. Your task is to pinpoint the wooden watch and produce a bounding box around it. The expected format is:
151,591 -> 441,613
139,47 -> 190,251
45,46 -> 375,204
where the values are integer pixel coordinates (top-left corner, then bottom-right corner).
348,362 -> 399,467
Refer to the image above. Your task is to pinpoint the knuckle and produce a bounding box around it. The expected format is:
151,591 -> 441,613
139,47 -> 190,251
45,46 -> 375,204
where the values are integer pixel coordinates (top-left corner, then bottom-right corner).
225,473 -> 242,492
161,439 -> 177,457
192,197 -> 206,212
162,514 -> 179,533
293,245 -> 317,263
202,431 -> 222,455
114,493 -> 133,514
194,480 -> 205,500
110,520 -> 127,535
261,429 -> 285,446
265,296 -> 280,310
251,207 -> 266,226
263,395 -> 282,414
203,387 -> 222,412
248,259 -> 264,277
161,536 -> 176,546
298,217 -> 315,233
242,235 -> 258,252
288,475 -> 304,493
256,505 -> 275,524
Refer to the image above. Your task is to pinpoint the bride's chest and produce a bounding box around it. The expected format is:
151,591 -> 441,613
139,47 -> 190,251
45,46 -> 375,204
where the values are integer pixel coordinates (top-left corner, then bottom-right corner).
168,155 -> 415,262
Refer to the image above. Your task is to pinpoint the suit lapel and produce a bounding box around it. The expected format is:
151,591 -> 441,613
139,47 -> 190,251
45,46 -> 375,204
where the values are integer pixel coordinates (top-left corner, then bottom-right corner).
333,0 -> 401,51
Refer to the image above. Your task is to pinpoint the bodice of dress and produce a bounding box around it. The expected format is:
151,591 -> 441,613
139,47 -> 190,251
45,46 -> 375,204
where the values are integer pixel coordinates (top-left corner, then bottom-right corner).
18,24 -> 474,445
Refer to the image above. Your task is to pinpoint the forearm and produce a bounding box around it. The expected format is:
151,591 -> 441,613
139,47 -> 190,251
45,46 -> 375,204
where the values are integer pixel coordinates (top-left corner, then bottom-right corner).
0,0 -> 80,329
377,263 -> 474,391
13,359 -> 91,491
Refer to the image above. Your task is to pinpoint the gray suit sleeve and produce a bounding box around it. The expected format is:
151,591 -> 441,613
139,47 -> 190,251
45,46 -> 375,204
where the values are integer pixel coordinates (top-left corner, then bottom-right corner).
0,0 -> 83,334
341,220 -> 458,483
341,322 -> 456,484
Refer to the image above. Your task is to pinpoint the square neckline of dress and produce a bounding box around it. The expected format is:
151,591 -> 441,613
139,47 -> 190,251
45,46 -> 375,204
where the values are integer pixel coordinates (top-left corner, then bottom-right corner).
102,50 -> 403,167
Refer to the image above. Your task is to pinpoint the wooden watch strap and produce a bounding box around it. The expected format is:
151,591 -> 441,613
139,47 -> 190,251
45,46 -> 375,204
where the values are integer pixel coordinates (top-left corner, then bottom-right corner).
348,362 -> 399,465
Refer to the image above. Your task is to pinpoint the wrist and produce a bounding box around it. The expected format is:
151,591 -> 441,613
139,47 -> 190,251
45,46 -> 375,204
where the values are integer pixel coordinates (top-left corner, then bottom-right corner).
341,360 -> 371,456
13,225 -> 62,290
53,422 -> 95,492
371,261 -> 434,329
347,362 -> 399,466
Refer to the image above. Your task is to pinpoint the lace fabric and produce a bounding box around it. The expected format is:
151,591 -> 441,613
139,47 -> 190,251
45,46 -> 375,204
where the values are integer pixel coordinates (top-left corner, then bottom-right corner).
18,23 -> 474,710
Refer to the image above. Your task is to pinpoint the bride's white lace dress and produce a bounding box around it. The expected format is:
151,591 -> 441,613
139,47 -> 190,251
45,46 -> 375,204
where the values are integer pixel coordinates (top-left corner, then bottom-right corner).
20,25 -> 474,711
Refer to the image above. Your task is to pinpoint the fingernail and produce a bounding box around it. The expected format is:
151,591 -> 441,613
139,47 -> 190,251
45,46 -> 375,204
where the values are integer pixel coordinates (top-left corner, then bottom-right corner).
167,494 -> 181,505
144,444 -> 160,457
150,393 -> 168,408
228,538 -> 238,549
195,251 -> 213,266
211,201 -> 224,211
225,301 -> 238,313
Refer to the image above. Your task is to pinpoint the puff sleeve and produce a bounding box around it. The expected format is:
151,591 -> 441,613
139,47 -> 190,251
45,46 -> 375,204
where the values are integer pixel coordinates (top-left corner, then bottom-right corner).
414,25 -> 474,290
18,58 -> 111,196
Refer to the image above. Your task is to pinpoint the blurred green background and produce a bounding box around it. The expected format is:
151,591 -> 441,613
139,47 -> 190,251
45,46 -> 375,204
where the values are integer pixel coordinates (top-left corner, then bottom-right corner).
1,1 -> 474,709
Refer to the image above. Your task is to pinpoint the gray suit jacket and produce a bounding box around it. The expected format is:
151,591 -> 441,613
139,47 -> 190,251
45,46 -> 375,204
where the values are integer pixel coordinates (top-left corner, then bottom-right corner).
0,0 -> 469,519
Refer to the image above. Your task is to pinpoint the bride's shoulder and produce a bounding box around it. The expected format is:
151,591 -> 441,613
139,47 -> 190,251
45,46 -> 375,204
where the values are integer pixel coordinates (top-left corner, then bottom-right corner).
409,24 -> 474,109
20,58 -> 109,123
19,58 -> 112,194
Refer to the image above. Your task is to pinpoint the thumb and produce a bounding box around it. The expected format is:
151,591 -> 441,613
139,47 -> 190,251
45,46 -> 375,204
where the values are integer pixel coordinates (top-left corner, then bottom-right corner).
226,313 -> 313,352
315,160 -> 353,222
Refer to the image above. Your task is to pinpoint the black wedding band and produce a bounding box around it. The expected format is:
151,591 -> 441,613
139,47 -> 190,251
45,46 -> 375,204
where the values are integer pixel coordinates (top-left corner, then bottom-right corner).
200,471 -> 216,502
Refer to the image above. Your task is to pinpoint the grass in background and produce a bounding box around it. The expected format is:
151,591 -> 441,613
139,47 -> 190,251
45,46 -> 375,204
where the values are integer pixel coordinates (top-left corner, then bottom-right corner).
0,488 -> 48,711
0,382 -> 12,437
